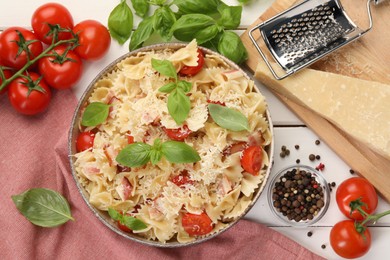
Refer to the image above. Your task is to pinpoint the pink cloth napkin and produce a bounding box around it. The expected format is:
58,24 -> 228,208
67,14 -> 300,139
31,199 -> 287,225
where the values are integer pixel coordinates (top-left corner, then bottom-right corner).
0,89 -> 324,260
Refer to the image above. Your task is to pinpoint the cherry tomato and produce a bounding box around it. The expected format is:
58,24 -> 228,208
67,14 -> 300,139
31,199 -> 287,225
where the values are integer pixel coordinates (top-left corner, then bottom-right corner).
179,49 -> 205,76
8,72 -> 51,115
336,177 -> 378,220
330,220 -> 371,259
172,170 -> 193,187
31,3 -> 74,44
0,69 -> 13,95
0,27 -> 43,70
127,135 -> 134,144
182,212 -> 213,236
76,131 -> 95,152
117,212 -> 132,233
163,125 -> 192,141
240,146 -> 263,175
38,45 -> 83,90
72,20 -> 111,60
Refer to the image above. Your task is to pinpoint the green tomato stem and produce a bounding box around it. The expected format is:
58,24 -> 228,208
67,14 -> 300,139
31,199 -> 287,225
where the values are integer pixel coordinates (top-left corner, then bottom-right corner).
0,38 -> 78,92
361,209 -> 390,226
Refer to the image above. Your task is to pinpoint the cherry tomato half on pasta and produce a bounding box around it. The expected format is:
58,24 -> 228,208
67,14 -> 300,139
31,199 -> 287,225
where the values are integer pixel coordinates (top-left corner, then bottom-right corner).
163,125 -> 192,141
240,146 -> 263,175
31,3 -> 74,44
72,20 -> 111,60
179,49 -> 205,76
76,131 -> 95,152
182,212 -> 213,236
336,177 -> 378,220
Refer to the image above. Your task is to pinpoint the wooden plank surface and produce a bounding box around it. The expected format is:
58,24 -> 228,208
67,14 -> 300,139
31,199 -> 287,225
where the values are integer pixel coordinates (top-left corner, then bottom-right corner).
241,0 -> 390,201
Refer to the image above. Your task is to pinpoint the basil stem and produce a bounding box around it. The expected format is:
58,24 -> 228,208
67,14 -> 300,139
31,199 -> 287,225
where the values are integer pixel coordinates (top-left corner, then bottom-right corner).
108,0 -> 134,45
81,102 -> 110,127
12,188 -> 74,227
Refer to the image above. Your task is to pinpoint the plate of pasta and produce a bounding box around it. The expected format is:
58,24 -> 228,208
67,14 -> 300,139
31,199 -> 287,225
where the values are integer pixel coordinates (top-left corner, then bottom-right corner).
68,40 -> 274,247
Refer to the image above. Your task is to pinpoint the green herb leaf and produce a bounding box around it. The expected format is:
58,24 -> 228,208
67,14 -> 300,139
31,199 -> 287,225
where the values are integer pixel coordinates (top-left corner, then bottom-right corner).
81,102 -> 110,127
171,14 -> 215,42
151,58 -> 177,80
116,142 -> 152,167
217,31 -> 248,64
159,82 -> 177,93
168,88 -> 191,125
174,0 -> 221,15
149,0 -> 167,5
129,16 -> 155,51
108,208 -> 147,231
12,188 -> 74,227
131,0 -> 149,18
153,6 -> 176,41
194,24 -> 222,45
208,103 -> 249,131
217,4 -> 242,30
108,0 -> 134,44
177,80 -> 192,93
150,139 -> 163,165
162,141 -> 201,163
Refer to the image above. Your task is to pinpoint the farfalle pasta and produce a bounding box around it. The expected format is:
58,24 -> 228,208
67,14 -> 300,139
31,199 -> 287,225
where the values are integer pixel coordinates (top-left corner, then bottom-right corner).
72,40 -> 272,244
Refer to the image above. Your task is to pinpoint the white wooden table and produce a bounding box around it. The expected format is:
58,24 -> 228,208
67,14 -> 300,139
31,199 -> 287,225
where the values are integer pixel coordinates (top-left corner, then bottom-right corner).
2,1 -> 390,259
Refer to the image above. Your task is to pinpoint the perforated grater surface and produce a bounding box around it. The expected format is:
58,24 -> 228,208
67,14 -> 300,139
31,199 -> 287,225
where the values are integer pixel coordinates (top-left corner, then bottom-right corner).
249,0 -> 385,80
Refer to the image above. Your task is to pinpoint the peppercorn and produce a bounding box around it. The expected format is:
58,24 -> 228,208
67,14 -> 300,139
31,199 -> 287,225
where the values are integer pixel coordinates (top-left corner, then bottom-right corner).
281,145 -> 287,151
295,145 -> 300,150
296,159 -> 300,164
321,244 -> 326,249
315,139 -> 321,145
307,231 -> 313,237
350,169 -> 355,174
309,154 -> 315,161
315,154 -> 321,160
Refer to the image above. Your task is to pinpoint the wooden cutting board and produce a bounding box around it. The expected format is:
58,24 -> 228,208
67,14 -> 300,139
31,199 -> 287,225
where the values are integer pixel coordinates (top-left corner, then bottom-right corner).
241,0 -> 390,201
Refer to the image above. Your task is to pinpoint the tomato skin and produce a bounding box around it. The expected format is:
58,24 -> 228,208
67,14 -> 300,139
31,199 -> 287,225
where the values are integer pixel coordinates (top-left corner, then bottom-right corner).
0,69 -> 13,95
240,146 -> 263,175
72,20 -> 111,60
38,45 -> 83,90
8,72 -> 51,115
182,212 -> 213,236
0,27 -> 43,70
179,49 -> 205,76
172,170 -> 193,187
31,3 -> 74,44
330,220 -> 371,259
76,131 -> 95,152
163,125 -> 192,141
336,177 -> 378,220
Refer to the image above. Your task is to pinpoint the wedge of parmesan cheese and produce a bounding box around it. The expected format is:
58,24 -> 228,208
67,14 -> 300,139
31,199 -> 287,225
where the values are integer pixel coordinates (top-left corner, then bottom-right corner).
255,62 -> 390,160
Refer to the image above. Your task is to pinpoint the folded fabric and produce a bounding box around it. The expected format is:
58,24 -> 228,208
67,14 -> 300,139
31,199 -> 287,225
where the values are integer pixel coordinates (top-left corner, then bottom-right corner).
0,90 -> 324,259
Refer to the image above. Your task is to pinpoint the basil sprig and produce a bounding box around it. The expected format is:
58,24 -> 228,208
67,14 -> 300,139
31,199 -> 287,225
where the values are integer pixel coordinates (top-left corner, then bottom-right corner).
152,58 -> 192,125
108,0 -> 134,44
108,208 -> 147,231
131,0 -> 149,18
81,102 -> 110,127
208,103 -> 249,131
12,188 -> 74,227
116,138 -> 201,167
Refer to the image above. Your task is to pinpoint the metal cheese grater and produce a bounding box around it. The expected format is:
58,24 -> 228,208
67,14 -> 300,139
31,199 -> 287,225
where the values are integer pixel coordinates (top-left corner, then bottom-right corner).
249,0 -> 386,80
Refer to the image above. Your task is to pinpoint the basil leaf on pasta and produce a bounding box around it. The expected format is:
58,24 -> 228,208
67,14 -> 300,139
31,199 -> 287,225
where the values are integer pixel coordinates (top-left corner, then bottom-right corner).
167,88 -> 190,125
12,188 -> 74,227
116,143 -> 152,167
162,141 -> 201,163
108,208 -> 147,231
208,103 -> 249,131
81,102 -> 110,127
152,58 -> 177,80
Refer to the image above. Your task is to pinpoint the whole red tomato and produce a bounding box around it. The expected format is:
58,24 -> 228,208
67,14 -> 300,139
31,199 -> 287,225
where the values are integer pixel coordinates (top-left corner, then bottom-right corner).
182,212 -> 213,236
240,146 -> 263,175
179,49 -> 205,76
8,72 -> 51,115
336,177 -> 378,220
72,20 -> 111,60
0,69 -> 13,95
38,45 -> 83,90
31,3 -> 74,44
330,220 -> 371,259
0,27 -> 43,70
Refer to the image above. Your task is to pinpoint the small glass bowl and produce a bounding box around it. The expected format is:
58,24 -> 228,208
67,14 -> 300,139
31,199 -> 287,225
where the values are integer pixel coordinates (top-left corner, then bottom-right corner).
267,165 -> 330,227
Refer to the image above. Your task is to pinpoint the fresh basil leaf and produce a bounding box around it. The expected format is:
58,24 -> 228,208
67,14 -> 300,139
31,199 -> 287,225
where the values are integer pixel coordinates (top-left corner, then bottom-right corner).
149,0 -> 167,5
108,207 -> 121,221
116,143 -> 152,167
238,0 -> 252,4
167,88 -> 190,125
122,214 -> 147,231
129,16 -> 154,51
208,103 -> 249,131
174,0 -> 221,15
108,0 -> 133,44
153,6 -> 176,41
177,80 -> 192,93
162,141 -> 201,163
159,82 -> 176,93
171,14 -> 215,42
194,24 -> 222,45
12,188 -> 74,227
150,149 -> 163,165
217,5 -> 242,30
152,58 -> 177,80
131,0 -> 149,18
81,102 -> 110,127
217,31 -> 248,64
